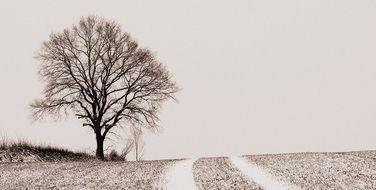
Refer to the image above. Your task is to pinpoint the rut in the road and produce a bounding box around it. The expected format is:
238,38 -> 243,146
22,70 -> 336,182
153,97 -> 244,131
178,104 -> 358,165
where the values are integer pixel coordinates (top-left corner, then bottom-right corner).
156,158 -> 198,190
230,156 -> 301,190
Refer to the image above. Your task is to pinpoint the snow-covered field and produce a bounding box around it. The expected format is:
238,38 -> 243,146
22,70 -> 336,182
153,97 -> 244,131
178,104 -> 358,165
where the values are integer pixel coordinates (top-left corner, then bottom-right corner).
0,159 -> 177,189
245,151 -> 376,189
0,151 -> 375,189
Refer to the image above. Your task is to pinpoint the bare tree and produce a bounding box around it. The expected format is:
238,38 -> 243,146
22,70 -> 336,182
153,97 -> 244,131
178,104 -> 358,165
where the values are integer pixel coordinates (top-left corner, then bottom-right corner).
136,142 -> 145,161
131,126 -> 145,161
31,16 -> 179,160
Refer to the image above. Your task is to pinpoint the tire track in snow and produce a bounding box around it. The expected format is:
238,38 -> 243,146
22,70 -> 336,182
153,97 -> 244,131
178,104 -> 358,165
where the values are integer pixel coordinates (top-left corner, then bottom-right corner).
230,156 -> 301,190
159,158 -> 198,190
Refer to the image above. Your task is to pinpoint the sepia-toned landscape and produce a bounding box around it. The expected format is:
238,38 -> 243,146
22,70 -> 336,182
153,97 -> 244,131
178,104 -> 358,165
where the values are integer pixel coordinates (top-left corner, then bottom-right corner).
1,0 -> 376,189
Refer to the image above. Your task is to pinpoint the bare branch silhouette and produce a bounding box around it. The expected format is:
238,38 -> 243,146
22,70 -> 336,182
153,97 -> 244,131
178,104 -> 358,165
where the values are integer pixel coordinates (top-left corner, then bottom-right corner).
31,16 -> 179,160
131,126 -> 145,161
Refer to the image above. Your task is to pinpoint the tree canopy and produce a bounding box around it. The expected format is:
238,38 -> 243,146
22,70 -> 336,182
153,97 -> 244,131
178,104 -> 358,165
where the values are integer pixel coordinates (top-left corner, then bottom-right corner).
31,16 -> 179,159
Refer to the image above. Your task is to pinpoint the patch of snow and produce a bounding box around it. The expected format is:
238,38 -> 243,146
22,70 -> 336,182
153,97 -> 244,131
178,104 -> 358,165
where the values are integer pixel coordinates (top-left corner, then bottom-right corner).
230,156 -> 301,190
159,158 -> 198,190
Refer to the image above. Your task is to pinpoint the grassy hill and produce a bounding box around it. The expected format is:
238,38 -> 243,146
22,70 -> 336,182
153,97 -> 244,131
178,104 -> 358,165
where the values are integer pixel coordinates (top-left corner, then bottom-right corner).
0,139 -> 94,162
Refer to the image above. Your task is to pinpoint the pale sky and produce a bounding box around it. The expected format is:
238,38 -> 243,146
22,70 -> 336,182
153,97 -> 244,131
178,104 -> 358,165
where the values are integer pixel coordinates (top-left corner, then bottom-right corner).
0,0 -> 376,160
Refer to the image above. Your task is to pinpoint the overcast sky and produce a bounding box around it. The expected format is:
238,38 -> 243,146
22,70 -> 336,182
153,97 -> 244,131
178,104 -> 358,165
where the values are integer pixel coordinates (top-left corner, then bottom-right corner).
0,0 -> 376,160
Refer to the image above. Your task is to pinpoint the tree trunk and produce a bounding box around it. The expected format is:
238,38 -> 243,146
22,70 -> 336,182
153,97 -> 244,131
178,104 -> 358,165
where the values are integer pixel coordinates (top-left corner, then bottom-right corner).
135,146 -> 138,161
95,132 -> 105,160
135,142 -> 139,161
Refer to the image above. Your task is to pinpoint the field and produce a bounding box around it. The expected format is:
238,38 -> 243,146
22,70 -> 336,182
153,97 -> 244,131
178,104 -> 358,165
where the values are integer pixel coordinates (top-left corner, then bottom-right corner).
0,159 -> 176,189
245,151 -> 376,189
1,148 -> 375,189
